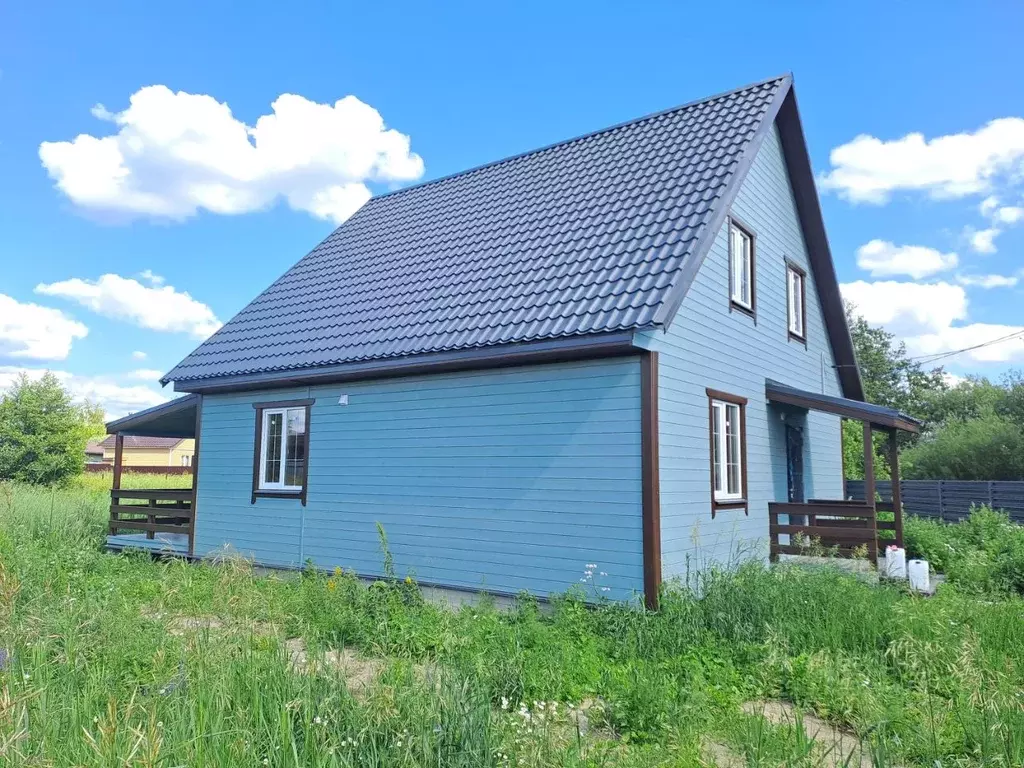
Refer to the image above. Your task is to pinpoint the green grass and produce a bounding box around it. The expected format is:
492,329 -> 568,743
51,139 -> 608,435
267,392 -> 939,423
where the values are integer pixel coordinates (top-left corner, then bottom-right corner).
73,470 -> 194,492
2,481 -> 1024,766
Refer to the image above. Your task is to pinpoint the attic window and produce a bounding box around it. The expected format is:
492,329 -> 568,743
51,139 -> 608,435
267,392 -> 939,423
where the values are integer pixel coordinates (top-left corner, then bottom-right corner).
787,263 -> 806,340
251,398 -> 314,504
729,220 -> 755,313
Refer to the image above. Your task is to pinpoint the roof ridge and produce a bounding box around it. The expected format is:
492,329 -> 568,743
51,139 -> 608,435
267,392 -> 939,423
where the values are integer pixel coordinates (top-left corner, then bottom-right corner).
363,73 -> 793,206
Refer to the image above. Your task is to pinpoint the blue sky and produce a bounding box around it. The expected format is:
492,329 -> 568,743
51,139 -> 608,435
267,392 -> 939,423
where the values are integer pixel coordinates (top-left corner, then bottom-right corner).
2,1 -> 1023,415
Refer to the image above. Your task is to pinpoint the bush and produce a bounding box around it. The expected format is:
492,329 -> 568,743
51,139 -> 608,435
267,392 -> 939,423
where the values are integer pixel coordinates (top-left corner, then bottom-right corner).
905,505 -> 1024,595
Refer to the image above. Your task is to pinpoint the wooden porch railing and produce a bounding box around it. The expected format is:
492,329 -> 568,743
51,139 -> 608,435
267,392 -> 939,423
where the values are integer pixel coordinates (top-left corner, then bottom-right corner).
769,501 -> 879,564
109,489 -> 194,540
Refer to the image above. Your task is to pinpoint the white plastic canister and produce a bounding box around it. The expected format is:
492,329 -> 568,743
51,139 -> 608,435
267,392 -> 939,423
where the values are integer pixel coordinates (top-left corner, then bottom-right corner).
883,546 -> 907,580
908,559 -> 930,592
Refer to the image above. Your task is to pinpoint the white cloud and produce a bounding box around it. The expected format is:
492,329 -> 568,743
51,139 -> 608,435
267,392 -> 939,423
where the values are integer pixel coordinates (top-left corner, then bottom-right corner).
840,280 -> 967,336
819,117 -> 1024,203
956,273 -> 1019,289
127,368 -> 164,381
994,205 -> 1024,224
35,273 -> 220,339
842,280 -> 1024,365
131,350 -> 147,360
855,239 -> 958,279
980,195 -> 1000,216
0,366 -> 168,419
0,294 -> 88,360
969,227 -> 1001,253
138,269 -> 164,285
942,371 -> 966,387
39,85 -> 424,224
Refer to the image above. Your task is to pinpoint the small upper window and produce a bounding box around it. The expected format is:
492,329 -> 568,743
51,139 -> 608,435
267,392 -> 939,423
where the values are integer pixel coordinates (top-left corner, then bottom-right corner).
181,454 -> 192,467
257,405 -> 308,492
787,264 -> 806,339
729,221 -> 754,311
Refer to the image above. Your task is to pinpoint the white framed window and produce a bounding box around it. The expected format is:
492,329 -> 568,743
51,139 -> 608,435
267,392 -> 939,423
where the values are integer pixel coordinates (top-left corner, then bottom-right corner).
708,389 -> 747,513
181,454 -> 192,467
787,264 -> 806,339
255,404 -> 309,494
729,221 -> 754,311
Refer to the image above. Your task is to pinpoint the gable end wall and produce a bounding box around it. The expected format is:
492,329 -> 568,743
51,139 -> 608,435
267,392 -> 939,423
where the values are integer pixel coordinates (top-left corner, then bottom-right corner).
637,123 -> 844,578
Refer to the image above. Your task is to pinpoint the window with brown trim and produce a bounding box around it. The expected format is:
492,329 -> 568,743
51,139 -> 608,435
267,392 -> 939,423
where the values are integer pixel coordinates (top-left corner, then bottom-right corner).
787,262 -> 807,341
707,389 -> 748,517
251,398 -> 313,504
728,219 -> 755,315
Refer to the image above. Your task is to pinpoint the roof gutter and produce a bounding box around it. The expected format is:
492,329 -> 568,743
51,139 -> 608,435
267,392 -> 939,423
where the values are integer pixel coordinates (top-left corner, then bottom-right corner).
170,331 -> 641,394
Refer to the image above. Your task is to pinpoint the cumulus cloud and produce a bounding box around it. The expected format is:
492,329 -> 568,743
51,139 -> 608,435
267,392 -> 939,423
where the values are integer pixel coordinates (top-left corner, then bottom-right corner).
819,117 -> 1024,203
0,366 -> 168,419
35,273 -> 220,339
131,350 -> 147,360
138,269 -> 164,285
127,368 -> 164,381
968,227 -> 1001,253
0,294 -> 88,360
842,280 -> 1024,364
39,85 -> 424,224
956,273 -> 1019,289
855,239 -> 958,279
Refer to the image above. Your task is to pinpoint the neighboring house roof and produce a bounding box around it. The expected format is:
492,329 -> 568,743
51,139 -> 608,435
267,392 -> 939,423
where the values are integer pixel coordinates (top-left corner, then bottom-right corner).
164,75 -> 862,400
97,435 -> 185,449
85,440 -> 105,456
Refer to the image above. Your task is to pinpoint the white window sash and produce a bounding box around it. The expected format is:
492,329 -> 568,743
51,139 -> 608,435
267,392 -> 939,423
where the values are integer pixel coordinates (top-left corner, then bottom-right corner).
259,407 -> 304,492
730,226 -> 752,308
788,268 -> 805,337
712,399 -> 743,501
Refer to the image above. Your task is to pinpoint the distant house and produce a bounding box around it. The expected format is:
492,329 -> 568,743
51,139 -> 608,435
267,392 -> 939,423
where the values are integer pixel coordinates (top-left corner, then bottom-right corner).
85,440 -> 106,464
97,435 -> 195,468
103,75 -> 917,607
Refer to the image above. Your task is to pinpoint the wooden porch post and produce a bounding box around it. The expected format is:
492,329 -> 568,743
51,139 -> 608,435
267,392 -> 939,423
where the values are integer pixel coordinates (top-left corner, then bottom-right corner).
188,396 -> 202,557
109,433 -> 124,536
888,429 -> 904,549
112,433 -> 124,491
862,421 -> 878,565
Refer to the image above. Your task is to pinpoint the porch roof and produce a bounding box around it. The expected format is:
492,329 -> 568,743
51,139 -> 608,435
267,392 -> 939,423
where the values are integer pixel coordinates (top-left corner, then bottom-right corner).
105,394 -> 199,438
765,380 -> 920,433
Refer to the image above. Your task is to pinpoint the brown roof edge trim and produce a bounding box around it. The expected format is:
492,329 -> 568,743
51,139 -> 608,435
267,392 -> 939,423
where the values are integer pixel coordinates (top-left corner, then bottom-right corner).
774,88 -> 864,401
172,331 -> 639,394
649,75 -> 792,331
640,351 -> 662,611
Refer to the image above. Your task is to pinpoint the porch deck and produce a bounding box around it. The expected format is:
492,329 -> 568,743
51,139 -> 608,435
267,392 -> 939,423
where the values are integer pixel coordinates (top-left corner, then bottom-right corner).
106,532 -> 190,555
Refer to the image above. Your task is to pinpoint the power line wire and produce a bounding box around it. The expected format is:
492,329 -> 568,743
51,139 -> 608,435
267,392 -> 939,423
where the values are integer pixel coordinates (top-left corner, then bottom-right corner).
907,328 -> 1024,365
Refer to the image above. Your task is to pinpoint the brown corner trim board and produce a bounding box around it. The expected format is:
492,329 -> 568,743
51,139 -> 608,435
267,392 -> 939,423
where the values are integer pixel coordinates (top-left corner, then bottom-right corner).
640,351 -> 661,610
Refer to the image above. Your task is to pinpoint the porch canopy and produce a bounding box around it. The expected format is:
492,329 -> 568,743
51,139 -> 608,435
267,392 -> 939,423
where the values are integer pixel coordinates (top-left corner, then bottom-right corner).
105,394 -> 199,438
766,380 -> 921,433
764,380 -> 920,562
104,394 -> 200,557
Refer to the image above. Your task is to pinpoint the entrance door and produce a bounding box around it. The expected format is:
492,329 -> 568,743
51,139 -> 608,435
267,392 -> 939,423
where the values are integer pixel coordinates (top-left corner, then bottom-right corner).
786,424 -> 805,503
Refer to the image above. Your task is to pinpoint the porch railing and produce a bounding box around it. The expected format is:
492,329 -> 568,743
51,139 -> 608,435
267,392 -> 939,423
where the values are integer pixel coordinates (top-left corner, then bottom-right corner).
768,501 -> 879,563
109,489 -> 194,540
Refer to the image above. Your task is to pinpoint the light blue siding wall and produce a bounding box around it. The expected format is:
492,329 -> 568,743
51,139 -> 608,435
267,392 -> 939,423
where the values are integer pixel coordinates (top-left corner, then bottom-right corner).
637,124 -> 844,579
194,357 -> 644,600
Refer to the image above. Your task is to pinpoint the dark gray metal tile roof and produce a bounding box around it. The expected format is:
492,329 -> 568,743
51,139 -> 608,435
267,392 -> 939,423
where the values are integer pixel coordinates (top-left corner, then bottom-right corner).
165,77 -> 788,384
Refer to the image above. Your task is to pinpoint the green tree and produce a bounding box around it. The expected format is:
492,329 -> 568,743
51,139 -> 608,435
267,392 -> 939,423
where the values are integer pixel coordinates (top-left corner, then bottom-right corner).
842,303 -> 946,479
0,373 -> 100,484
902,413 -> 1024,480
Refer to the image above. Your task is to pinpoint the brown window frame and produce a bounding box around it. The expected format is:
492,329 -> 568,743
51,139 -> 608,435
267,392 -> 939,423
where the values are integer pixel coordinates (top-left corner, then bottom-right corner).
786,260 -> 808,344
706,388 -> 748,518
251,398 -> 314,505
727,217 -> 756,319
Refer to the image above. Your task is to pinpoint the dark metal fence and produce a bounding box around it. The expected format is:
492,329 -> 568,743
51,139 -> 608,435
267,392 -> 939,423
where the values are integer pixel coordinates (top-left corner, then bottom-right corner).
844,480 -> 1024,523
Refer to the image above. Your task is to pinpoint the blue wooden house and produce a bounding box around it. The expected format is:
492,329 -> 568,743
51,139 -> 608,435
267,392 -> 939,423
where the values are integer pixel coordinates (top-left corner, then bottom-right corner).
104,76 -> 918,608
